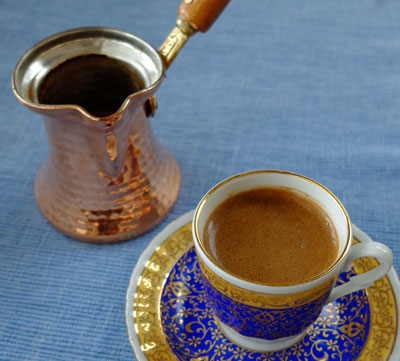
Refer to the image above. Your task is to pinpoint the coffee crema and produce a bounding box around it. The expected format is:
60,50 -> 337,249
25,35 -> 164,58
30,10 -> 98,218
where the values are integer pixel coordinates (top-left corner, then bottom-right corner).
203,187 -> 339,286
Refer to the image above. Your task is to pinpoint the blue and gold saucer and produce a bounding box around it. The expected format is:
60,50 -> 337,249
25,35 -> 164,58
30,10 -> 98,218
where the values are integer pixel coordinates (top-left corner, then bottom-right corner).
126,211 -> 400,360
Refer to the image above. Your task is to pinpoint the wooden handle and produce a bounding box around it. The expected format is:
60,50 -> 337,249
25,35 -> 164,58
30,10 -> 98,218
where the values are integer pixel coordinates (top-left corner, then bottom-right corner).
178,0 -> 230,33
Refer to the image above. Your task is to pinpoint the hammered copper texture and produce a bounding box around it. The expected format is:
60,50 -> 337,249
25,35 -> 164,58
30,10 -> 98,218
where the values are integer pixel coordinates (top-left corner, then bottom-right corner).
33,100 -> 180,243
12,28 -> 181,243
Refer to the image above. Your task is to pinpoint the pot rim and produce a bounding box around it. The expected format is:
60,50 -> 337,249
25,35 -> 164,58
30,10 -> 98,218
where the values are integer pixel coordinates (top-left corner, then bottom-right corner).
11,26 -> 165,122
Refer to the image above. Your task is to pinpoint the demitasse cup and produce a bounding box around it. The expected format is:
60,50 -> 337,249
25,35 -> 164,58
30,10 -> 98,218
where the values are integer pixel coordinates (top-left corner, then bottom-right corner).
192,170 -> 393,352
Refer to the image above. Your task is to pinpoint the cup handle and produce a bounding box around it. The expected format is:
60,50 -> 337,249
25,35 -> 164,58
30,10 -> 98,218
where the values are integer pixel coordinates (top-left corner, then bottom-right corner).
327,242 -> 393,303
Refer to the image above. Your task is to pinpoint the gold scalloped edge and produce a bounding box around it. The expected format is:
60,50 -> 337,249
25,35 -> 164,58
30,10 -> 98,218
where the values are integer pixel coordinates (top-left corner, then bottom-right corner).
354,237 -> 398,361
133,223 -> 192,360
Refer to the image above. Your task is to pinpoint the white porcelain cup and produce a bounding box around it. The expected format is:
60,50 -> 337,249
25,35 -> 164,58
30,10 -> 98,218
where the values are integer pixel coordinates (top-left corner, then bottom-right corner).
192,170 -> 393,351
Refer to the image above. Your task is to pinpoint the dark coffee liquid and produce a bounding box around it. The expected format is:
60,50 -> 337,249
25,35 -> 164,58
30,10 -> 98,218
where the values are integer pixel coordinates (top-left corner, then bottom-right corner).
38,54 -> 144,117
203,187 -> 339,286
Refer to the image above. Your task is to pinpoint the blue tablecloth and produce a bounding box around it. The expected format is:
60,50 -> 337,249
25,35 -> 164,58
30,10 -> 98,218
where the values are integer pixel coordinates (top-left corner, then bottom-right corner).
1,0 -> 399,359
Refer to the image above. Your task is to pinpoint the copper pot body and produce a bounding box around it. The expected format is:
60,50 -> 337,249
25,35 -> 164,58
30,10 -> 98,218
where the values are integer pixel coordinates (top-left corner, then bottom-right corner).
12,28 -> 180,243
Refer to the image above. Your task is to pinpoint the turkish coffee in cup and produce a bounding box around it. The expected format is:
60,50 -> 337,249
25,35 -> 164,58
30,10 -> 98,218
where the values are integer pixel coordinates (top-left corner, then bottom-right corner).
193,170 -> 393,351
203,186 -> 339,286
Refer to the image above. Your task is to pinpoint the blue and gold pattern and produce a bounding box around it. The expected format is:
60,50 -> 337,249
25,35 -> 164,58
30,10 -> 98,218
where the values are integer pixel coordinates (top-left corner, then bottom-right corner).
200,269 -> 331,340
161,247 -> 370,361
132,221 -> 398,361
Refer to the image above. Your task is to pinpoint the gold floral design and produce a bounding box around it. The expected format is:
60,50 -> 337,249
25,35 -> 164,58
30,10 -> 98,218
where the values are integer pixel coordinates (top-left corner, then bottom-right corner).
161,247 -> 370,360
200,269 -> 331,340
198,256 -> 336,309
131,221 -> 398,361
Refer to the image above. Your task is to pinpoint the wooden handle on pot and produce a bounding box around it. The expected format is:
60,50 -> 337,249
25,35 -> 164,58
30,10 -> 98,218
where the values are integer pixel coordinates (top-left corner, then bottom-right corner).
159,0 -> 230,68
178,0 -> 230,32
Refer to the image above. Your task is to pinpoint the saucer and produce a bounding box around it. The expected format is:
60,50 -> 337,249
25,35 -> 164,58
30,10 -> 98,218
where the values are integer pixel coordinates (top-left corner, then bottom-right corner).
126,210 -> 400,360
